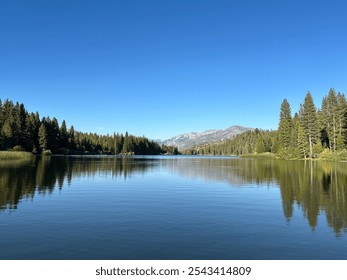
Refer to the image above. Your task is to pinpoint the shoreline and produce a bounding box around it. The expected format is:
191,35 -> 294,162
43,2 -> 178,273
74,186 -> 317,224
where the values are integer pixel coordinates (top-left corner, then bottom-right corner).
2,150 -> 347,163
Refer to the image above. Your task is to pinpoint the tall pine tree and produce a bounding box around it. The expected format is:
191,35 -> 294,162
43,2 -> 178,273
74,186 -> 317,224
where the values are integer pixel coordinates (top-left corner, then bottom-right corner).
278,99 -> 293,150
301,92 -> 319,158
321,89 -> 338,152
38,123 -> 48,151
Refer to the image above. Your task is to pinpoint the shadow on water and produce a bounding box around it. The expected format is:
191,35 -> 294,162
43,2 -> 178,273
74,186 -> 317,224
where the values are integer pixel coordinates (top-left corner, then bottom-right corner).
0,156 -> 155,210
1,156 -> 347,235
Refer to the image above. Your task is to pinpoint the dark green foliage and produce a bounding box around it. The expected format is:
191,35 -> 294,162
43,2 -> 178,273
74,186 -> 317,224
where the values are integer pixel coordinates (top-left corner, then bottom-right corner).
38,123 -> 48,151
68,125 -> 76,150
114,133 -> 122,154
321,89 -> 338,151
300,92 -> 319,158
3,88 -> 347,159
183,88 -> 347,160
278,99 -> 293,150
320,89 -> 347,152
59,120 -> 69,149
122,131 -> 132,154
25,113 -> 39,152
0,98 -> 177,155
183,129 -> 277,156
297,121 -> 308,158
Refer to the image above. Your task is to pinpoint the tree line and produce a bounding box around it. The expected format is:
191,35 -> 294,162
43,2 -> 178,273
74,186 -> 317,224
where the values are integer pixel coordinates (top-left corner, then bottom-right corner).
184,89 -> 347,160
0,99 -> 179,155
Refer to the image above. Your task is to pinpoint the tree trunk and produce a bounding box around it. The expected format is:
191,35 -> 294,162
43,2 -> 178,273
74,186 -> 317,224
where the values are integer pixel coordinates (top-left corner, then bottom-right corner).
309,135 -> 313,158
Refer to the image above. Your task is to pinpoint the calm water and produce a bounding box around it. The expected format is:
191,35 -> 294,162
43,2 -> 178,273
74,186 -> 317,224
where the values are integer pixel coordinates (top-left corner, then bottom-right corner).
1,156 -> 347,260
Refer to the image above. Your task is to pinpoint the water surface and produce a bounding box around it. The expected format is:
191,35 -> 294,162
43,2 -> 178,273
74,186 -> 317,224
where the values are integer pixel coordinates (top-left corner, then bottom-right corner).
1,156 -> 347,259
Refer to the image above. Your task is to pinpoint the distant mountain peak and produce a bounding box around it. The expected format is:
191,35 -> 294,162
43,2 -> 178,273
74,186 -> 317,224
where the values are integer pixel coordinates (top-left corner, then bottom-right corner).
160,125 -> 252,150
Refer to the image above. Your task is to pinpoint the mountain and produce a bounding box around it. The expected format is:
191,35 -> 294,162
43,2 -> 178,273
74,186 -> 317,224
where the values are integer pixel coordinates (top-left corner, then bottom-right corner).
161,125 -> 252,150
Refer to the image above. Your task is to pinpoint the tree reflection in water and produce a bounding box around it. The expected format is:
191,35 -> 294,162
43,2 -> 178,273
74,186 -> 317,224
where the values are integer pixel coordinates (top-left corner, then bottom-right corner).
1,156 -> 346,235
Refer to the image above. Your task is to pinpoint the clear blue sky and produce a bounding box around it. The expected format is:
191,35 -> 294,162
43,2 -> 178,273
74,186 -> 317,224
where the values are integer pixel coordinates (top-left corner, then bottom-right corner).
1,0 -> 347,140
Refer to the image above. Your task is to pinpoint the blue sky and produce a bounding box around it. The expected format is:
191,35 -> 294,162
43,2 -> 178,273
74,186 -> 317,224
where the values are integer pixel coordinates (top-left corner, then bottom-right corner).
1,0 -> 347,140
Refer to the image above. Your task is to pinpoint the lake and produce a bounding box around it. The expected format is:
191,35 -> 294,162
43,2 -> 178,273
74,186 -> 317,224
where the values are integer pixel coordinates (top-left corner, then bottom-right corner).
0,155 -> 346,260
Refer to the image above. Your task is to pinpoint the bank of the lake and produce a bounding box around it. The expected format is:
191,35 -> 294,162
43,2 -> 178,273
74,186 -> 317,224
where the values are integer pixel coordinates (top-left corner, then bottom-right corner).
2,149 -> 346,163
0,151 -> 33,160
240,150 -> 347,162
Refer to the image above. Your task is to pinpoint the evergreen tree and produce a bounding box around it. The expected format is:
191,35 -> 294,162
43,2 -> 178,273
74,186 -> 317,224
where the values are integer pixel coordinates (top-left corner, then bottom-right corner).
114,133 -> 122,154
11,102 -> 22,147
60,120 -> 68,148
291,113 -> 300,148
68,125 -> 76,150
48,117 -> 60,153
122,131 -> 131,154
0,100 -> 15,149
301,92 -> 319,158
1,118 -> 13,149
336,92 -> 347,150
297,121 -> 307,158
321,89 -> 338,152
17,103 -> 27,148
0,99 -> 2,149
38,123 -> 48,151
256,136 -> 266,153
25,113 -> 38,152
278,99 -> 293,150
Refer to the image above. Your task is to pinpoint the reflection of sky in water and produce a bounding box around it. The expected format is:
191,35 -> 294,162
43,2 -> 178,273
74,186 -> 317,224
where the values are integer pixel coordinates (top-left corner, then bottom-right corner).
0,156 -> 347,260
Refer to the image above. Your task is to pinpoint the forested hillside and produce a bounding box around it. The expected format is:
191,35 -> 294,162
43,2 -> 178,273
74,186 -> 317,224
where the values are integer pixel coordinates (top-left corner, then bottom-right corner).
184,89 -> 347,160
0,99 -> 178,155
3,88 -> 347,159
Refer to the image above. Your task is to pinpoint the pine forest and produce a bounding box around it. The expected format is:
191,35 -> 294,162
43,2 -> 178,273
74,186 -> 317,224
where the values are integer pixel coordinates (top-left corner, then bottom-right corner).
0,99 -> 179,155
2,89 -> 347,160
184,89 -> 347,161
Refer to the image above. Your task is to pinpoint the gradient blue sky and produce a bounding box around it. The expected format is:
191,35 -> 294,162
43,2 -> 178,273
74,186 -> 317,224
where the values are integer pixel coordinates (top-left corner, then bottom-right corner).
1,0 -> 347,140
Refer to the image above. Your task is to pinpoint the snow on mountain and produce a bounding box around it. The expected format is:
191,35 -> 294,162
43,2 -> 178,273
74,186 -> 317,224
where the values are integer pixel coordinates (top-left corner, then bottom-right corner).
160,125 -> 252,150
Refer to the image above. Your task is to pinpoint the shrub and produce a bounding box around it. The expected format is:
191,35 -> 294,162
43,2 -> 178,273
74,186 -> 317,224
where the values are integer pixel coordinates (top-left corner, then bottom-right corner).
0,151 -> 32,160
12,145 -> 25,151
42,149 -> 52,155
319,149 -> 347,161
277,147 -> 301,160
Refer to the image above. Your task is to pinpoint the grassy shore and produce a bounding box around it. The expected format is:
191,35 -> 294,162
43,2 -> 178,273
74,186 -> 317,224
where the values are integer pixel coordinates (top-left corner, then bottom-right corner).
240,152 -> 277,159
240,150 -> 347,162
0,151 -> 33,160
318,149 -> 347,162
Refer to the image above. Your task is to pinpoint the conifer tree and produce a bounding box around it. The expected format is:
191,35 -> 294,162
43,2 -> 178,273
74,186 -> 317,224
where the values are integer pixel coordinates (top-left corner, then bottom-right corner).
17,103 -> 27,148
49,117 -> 60,152
25,113 -> 37,152
301,92 -> 319,158
122,131 -> 130,154
297,121 -> 308,158
114,133 -> 121,154
336,92 -> 347,150
68,125 -> 76,150
38,123 -> 48,151
278,99 -> 293,150
321,89 -> 338,152
1,118 -> 13,149
256,136 -> 265,153
60,120 -> 68,148
291,113 -> 300,148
